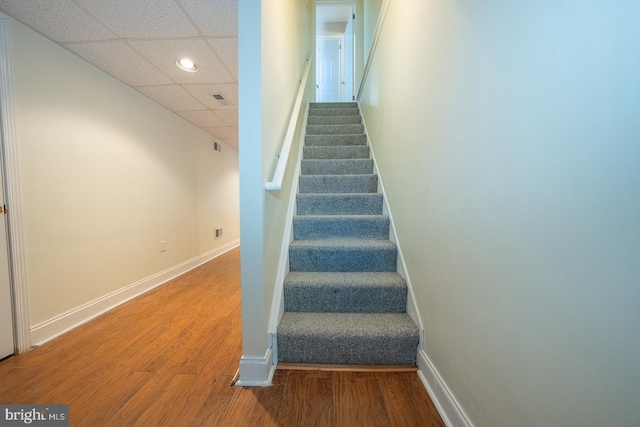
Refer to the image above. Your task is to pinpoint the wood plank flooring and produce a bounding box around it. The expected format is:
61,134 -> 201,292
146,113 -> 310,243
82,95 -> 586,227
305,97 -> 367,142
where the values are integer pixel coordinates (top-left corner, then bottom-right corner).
0,247 -> 444,426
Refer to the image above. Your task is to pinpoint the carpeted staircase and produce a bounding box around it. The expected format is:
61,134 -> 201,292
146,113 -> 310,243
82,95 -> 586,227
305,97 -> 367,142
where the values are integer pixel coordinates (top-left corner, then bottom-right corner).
277,102 -> 419,366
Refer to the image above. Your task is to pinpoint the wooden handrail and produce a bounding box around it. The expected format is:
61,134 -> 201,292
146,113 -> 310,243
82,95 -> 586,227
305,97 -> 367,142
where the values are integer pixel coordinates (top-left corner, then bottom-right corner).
265,56 -> 313,192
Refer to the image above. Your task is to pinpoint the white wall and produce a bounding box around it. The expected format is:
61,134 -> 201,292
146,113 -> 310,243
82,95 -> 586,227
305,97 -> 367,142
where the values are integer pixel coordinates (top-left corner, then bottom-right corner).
9,19 -> 239,327
360,1 -> 640,426
238,0 -> 309,365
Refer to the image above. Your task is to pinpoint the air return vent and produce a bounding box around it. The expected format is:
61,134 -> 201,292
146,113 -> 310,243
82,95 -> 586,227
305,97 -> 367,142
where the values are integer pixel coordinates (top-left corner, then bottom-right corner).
213,141 -> 222,152
211,93 -> 229,105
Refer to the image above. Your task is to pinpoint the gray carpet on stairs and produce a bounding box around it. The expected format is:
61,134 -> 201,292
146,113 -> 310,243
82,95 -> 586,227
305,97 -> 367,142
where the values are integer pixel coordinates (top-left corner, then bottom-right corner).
277,102 -> 419,365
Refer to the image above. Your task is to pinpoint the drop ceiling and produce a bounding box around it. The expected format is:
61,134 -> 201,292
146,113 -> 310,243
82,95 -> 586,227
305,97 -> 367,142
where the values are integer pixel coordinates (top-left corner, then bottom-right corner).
0,0 -> 239,149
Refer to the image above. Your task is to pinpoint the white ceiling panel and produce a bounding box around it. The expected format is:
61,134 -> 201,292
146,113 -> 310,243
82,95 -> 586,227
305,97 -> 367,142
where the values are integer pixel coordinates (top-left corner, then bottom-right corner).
208,38 -> 237,80
0,0 -> 115,42
65,41 -> 173,86
176,110 -> 227,128
129,39 -> 233,84
73,0 -> 198,39
136,85 -> 206,112
212,109 -> 238,127
179,0 -> 237,37
182,83 -> 238,109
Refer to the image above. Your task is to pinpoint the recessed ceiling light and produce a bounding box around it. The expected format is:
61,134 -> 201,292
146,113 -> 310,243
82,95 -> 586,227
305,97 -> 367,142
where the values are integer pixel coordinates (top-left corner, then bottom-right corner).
176,58 -> 198,72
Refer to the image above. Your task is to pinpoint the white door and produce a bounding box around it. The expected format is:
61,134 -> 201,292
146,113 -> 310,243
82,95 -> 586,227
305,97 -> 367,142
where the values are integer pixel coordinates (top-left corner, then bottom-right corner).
342,10 -> 355,102
316,38 -> 341,102
0,162 -> 13,358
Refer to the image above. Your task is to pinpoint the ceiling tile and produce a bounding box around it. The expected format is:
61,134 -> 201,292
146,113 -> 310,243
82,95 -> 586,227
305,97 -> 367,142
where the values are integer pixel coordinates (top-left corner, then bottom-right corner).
182,83 -> 238,109
204,126 -> 238,139
136,85 -> 206,111
211,110 -> 238,127
129,39 -> 233,84
208,38 -> 237,80
0,0 -> 115,42
176,110 -> 227,128
65,41 -> 172,86
179,0 -> 237,37
72,0 -> 198,39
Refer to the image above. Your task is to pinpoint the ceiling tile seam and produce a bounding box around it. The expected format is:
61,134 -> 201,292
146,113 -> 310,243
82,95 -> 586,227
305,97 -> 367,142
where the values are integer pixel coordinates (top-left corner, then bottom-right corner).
69,0 -> 199,40
68,0 -> 128,41
134,85 -> 208,112
63,36 -> 219,45
175,0 -> 206,38
204,38 -> 237,84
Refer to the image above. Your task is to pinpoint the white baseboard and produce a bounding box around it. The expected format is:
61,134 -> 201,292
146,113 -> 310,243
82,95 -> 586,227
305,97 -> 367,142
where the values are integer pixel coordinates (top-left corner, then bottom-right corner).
235,347 -> 275,387
30,240 -> 240,346
417,349 -> 474,427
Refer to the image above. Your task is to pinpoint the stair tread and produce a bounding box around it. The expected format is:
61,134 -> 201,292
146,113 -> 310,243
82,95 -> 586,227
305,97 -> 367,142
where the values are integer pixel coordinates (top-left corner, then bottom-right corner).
278,312 -> 418,337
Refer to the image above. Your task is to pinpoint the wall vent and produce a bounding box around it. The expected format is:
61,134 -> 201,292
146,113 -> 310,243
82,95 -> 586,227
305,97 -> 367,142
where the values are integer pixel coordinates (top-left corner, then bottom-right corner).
215,228 -> 223,239
213,141 -> 222,152
211,93 -> 229,105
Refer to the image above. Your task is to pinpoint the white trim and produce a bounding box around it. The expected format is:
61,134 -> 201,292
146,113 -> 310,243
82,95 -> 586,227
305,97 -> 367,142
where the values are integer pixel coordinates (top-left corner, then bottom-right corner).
360,105 -> 425,348
0,15 -> 30,354
417,349 -> 474,427
267,105 -> 308,365
235,347 -> 275,387
30,240 -> 239,346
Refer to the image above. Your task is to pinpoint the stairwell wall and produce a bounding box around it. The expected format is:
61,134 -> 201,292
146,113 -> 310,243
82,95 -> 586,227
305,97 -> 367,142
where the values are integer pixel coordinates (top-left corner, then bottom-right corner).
238,0 -> 309,378
359,1 -> 640,426
9,19 -> 239,329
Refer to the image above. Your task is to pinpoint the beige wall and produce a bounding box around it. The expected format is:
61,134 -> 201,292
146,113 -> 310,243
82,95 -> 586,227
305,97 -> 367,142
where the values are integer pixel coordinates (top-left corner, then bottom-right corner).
10,19 -> 239,326
238,0 -> 310,359
360,1 -> 640,426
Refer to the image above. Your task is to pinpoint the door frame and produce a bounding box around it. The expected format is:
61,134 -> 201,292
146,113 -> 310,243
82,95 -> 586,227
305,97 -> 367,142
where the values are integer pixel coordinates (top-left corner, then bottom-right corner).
312,0 -> 363,102
0,15 -> 32,354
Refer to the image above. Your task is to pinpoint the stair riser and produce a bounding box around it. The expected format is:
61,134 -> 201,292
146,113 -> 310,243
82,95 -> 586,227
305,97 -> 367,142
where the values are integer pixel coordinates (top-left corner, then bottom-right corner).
307,124 -> 365,135
296,194 -> 383,215
299,175 -> 378,194
289,247 -> 397,272
284,286 -> 406,313
301,159 -> 373,175
293,217 -> 389,240
277,336 -> 417,365
305,134 -> 367,146
303,146 -> 370,159
309,108 -> 360,117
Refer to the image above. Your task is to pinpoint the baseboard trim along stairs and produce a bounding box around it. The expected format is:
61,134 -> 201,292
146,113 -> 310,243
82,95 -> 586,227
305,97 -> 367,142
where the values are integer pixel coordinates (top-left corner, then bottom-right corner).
276,102 -> 420,367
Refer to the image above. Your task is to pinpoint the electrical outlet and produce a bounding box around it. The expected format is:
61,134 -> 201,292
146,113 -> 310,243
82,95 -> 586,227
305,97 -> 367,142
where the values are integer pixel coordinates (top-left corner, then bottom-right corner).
160,241 -> 166,252
215,228 -> 223,240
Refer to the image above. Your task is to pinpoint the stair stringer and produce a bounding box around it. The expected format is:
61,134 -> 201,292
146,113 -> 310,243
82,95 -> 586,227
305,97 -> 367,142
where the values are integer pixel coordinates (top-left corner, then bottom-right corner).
267,105 -> 309,366
359,106 -> 425,350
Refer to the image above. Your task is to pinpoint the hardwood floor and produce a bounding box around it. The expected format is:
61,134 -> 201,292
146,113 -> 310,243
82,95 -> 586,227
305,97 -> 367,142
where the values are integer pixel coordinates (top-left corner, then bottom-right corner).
0,248 -> 445,426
